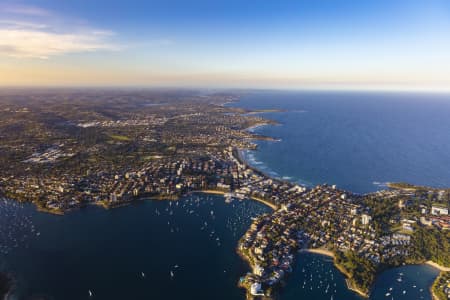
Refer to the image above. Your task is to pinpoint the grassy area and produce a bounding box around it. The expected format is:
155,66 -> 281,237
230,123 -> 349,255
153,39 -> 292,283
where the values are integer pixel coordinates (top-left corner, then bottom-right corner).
335,251 -> 376,295
108,134 -> 131,141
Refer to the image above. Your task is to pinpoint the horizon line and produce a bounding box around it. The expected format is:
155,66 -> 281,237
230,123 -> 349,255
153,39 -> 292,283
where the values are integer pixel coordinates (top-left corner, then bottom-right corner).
1,85 -> 450,95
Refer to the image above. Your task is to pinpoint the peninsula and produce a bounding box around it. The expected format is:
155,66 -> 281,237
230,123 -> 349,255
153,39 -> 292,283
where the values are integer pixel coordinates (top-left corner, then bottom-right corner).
0,90 -> 448,299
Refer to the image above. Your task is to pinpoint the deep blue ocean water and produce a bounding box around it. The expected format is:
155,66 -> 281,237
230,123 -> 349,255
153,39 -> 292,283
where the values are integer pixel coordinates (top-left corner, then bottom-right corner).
1,90 -> 446,299
235,91 -> 450,193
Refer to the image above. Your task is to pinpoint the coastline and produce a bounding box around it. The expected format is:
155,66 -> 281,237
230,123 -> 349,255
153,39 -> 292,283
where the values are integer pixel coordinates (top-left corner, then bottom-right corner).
236,149 -> 292,188
235,138 -> 373,299
302,248 -> 335,258
2,103 -> 448,300
244,121 -> 281,142
197,190 -> 278,210
431,273 -> 441,300
426,261 -> 450,272
428,264 -> 449,300
245,123 -> 270,133
430,271 -> 450,300
299,251 -> 450,299
237,108 -> 448,300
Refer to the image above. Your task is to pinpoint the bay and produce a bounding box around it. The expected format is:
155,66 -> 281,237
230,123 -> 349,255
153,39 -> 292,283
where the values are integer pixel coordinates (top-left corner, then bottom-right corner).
0,195 -> 270,300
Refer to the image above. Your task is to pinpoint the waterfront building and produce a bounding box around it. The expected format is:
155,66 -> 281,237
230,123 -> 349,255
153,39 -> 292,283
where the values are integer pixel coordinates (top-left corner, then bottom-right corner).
431,205 -> 448,216
250,282 -> 264,296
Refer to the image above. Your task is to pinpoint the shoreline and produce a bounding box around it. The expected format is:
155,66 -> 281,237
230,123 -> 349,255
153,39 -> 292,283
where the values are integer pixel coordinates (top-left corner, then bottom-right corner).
3,169 -> 448,300
245,123 -> 271,133
236,149 -> 294,188
196,190 -> 278,210
300,248 -> 369,298
237,111 -> 449,299
425,261 -> 450,272
6,144 -> 448,300
430,271 -> 450,300
302,249 -> 450,299
243,122 -> 281,142
301,248 -> 335,258
236,141 -> 372,298
2,97 -> 449,300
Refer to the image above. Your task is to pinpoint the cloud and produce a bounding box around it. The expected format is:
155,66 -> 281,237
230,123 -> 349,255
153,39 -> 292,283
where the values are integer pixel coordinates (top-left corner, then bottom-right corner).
0,4 -> 50,16
0,28 -> 119,59
0,5 -> 120,59
0,19 -> 49,29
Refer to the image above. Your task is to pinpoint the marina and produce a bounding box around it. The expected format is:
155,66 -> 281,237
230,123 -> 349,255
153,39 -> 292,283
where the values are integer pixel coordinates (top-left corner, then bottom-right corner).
0,194 -> 270,300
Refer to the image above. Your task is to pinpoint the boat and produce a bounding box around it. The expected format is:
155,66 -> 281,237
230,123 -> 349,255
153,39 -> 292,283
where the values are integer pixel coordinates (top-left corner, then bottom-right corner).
141,272 -> 145,278
385,292 -> 391,296
224,193 -> 234,203
170,271 -> 174,278
88,290 -> 93,297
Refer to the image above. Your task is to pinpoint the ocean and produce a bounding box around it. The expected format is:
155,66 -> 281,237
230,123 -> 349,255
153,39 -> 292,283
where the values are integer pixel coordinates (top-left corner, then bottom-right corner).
235,90 -> 450,193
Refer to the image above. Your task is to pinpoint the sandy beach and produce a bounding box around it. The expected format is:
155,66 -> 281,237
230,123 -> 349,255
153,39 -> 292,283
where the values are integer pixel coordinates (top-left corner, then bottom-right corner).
196,190 -> 278,210
426,261 -> 450,272
303,248 -> 335,258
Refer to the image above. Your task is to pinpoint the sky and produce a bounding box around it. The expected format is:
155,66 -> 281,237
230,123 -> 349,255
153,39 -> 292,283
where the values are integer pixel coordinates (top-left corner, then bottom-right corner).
0,0 -> 450,90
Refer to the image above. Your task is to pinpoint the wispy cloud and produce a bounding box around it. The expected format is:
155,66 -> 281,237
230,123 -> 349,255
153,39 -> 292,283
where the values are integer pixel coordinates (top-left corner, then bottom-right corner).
0,19 -> 49,29
0,4 -> 50,16
0,4 -> 120,59
0,29 -> 119,59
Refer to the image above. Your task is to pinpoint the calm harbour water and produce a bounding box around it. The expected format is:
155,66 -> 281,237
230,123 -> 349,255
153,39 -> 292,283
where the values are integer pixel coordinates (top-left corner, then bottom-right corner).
0,196 -> 439,300
2,90 -> 447,299
1,195 -> 270,300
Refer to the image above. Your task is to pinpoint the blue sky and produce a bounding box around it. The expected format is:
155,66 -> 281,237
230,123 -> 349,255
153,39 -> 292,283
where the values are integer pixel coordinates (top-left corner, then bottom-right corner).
0,0 -> 449,90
